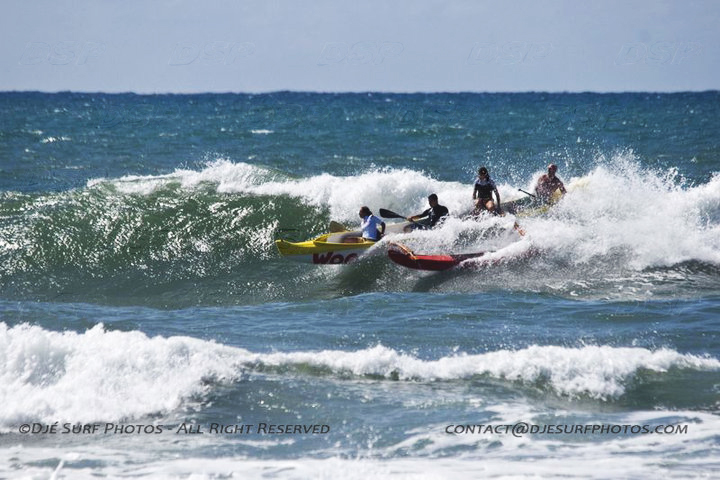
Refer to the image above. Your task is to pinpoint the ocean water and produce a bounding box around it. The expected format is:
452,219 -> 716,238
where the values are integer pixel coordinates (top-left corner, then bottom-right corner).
0,91 -> 719,479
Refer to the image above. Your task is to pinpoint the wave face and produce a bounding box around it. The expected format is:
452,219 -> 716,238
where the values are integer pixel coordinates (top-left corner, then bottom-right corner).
1,154 -> 719,306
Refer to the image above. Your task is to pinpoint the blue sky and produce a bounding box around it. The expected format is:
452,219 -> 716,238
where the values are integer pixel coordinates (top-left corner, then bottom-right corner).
2,0 -> 718,93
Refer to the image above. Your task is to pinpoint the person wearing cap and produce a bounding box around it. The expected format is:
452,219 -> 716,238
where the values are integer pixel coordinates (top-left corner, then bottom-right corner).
407,193 -> 449,230
472,166 -> 502,215
535,164 -> 567,204
358,206 -> 386,241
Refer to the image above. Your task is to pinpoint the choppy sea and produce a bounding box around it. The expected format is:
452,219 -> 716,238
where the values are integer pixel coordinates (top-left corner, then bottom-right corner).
1,91 -> 719,479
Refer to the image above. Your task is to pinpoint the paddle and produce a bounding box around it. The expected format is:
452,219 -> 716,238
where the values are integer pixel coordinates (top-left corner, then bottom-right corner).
329,221 -> 348,233
518,188 -> 537,198
379,208 -> 427,230
379,208 -> 407,220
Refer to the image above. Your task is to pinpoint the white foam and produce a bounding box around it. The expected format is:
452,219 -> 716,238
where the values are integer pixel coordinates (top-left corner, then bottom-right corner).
86,159 -> 502,224
0,323 -> 242,429
526,153 -> 720,269
40,136 -> 71,144
253,344 -> 719,400
3,323 -> 717,431
88,160 -> 280,196
2,322 -> 719,477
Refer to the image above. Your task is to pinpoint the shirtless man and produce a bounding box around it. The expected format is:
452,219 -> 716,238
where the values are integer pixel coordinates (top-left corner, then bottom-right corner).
535,164 -> 566,204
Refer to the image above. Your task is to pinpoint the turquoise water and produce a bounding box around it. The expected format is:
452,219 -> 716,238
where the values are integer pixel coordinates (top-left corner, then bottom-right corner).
0,92 -> 719,479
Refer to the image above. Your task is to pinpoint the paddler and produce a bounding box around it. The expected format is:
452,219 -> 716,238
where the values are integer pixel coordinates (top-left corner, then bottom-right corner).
472,166 -> 502,215
407,193 -> 449,229
359,206 -> 386,241
535,163 -> 566,204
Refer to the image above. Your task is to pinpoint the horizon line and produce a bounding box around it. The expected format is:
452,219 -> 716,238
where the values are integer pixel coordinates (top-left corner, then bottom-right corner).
2,88 -> 719,96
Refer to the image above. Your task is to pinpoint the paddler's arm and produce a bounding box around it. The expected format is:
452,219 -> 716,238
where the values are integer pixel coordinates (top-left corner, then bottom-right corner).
380,221 -> 386,235
407,209 -> 429,222
494,188 -> 502,213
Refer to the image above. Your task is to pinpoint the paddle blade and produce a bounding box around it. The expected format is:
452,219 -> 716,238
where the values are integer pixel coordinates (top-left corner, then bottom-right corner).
329,221 -> 348,232
379,208 -> 405,219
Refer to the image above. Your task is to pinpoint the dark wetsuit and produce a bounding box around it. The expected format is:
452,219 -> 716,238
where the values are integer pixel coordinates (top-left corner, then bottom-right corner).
416,204 -> 449,228
474,177 -> 497,203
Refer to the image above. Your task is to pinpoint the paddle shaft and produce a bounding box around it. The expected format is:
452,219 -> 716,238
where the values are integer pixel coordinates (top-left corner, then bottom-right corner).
518,188 -> 537,198
379,208 -> 425,228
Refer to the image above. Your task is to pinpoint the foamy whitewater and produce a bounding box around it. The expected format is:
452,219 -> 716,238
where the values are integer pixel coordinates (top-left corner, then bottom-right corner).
1,91 -> 719,479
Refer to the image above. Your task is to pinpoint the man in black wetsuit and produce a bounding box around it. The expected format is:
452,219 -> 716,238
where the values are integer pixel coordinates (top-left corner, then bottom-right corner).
407,194 -> 449,229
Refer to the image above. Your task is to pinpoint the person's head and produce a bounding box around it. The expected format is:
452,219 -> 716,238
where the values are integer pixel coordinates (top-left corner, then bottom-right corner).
548,164 -> 558,177
478,166 -> 489,178
359,206 -> 372,218
427,193 -> 438,206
